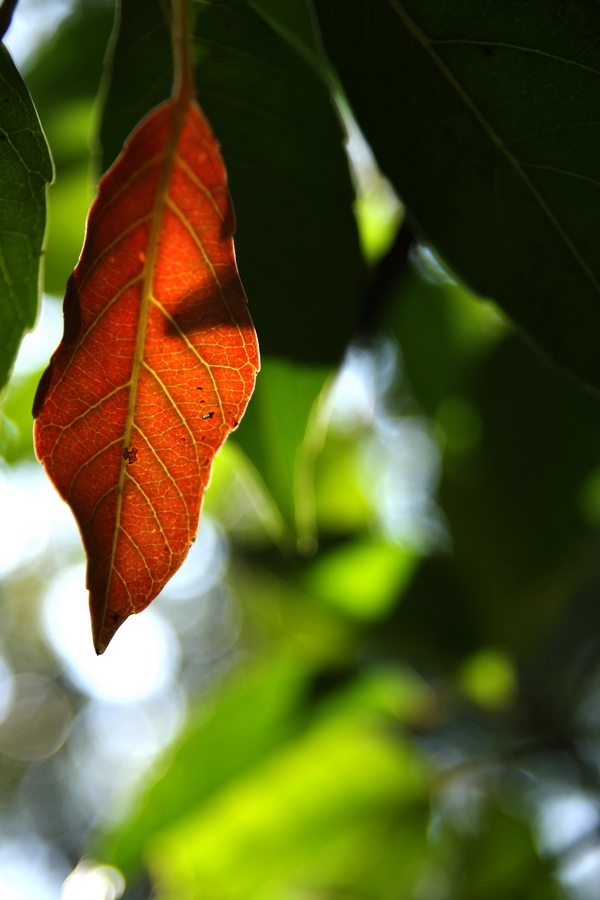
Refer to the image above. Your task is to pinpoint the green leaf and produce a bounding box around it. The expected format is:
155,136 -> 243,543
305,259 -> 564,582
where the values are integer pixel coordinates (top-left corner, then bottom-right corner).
0,45 -> 52,390
302,538 -> 419,621
147,716 -> 428,900
190,0 -> 363,366
0,367 -> 42,462
440,804 -> 564,899
387,266 -> 504,416
437,333 -> 600,643
315,0 -> 600,392
21,1 -> 115,293
100,0 -> 364,537
98,0 -> 172,172
97,654 -> 312,878
249,0 -> 320,61
235,358 -> 329,546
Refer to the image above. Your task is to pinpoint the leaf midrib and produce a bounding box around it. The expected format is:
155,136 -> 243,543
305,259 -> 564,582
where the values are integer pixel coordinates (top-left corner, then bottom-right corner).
102,98 -> 189,638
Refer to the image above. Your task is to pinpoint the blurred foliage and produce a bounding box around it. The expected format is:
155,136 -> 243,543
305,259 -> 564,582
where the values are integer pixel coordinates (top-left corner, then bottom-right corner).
1,1 -> 600,898
23,0 -> 114,294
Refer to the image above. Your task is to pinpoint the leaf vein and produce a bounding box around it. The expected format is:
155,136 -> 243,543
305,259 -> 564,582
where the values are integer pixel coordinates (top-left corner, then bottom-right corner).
387,0 -> 599,291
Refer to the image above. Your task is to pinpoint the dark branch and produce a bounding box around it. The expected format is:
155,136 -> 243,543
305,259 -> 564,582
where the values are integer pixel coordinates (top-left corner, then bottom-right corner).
357,216 -> 415,336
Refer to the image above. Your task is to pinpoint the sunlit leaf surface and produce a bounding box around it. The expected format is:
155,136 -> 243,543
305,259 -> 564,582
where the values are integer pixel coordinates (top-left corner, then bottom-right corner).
33,95 -> 259,652
100,0 -> 364,536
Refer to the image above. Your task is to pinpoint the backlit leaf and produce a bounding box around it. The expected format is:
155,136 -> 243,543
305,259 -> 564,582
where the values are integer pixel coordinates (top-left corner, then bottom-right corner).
33,91 -> 259,653
99,0 -> 364,538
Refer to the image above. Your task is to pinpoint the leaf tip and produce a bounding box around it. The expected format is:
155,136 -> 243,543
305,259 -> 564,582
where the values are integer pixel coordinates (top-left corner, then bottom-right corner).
92,609 -> 127,655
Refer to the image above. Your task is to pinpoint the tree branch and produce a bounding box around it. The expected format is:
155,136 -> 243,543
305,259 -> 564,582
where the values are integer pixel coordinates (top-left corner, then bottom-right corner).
357,216 -> 415,336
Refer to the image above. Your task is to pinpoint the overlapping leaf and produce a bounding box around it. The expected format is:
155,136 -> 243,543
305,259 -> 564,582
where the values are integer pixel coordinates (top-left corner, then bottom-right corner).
0,44 -> 52,391
315,0 -> 600,392
33,95 -> 259,652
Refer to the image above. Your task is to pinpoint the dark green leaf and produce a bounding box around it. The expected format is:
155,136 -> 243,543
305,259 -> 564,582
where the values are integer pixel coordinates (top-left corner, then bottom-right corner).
249,0 -> 320,61
386,268 -> 600,653
315,0 -> 600,392
0,45 -> 52,390
98,0 -> 172,172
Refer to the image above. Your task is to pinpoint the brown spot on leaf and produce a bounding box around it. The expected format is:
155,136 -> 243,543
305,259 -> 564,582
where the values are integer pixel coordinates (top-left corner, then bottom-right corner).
123,447 -> 138,464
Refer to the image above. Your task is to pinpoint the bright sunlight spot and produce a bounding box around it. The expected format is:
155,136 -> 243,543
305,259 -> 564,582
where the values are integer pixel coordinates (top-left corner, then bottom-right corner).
4,0 -> 75,69
61,860 -> 125,900
0,462 -> 78,577
12,297 -> 64,378
0,836 -> 67,900
43,564 -> 180,702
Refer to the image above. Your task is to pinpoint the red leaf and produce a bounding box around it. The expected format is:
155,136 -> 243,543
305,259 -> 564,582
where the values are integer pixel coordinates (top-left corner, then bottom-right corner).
33,95 -> 259,653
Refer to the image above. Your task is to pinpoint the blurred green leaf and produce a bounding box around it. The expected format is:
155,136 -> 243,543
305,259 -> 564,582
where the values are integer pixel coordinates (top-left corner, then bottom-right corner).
24,1 -> 115,110
315,0 -> 600,393
303,538 -> 418,621
388,267 -> 503,417
370,554 -> 484,673
98,654 -> 313,878
385,260 -> 600,652
148,715 -> 428,900
0,44 -> 52,390
314,426 -> 374,535
235,359 -> 328,545
458,647 -> 516,711
0,367 -> 42,462
42,160 -> 93,295
440,335 -> 600,641
441,805 -> 565,899
316,663 -> 438,731
23,0 -> 115,294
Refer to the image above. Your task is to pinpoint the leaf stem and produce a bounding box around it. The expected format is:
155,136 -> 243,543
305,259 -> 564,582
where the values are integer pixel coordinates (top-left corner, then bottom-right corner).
172,0 -> 194,103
